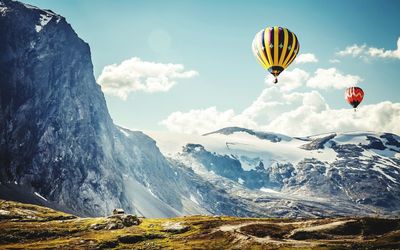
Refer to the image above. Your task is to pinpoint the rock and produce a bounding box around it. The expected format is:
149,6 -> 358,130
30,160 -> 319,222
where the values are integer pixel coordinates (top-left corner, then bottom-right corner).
91,214 -> 140,231
162,222 -> 190,234
105,222 -> 123,230
90,223 -> 105,231
300,133 -> 337,150
120,214 -> 140,226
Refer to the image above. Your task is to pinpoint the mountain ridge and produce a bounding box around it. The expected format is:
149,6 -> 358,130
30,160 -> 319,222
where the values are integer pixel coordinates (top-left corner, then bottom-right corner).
149,128 -> 400,217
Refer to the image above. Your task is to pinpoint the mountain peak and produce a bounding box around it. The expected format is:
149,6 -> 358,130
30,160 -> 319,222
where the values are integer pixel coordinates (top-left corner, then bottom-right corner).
1,0 -> 63,31
203,126 -> 292,142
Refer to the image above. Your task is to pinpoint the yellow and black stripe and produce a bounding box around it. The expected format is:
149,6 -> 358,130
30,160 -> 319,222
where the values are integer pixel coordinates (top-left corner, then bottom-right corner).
252,26 -> 299,79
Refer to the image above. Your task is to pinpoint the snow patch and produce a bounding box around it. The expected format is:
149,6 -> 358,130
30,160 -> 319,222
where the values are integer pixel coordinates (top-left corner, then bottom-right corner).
238,178 -> 244,185
147,188 -> 157,198
189,194 -> 199,205
372,148 -> 397,158
260,187 -> 280,194
147,130 -> 338,167
372,165 -> 398,183
34,192 -> 48,201
35,13 -> 52,32
0,6 -> 8,16
332,132 -> 374,146
119,127 -> 130,137
0,1 -> 8,16
239,158 -> 257,171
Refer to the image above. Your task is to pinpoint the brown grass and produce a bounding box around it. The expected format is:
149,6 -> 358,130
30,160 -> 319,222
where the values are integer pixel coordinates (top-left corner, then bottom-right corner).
1,199 -> 399,249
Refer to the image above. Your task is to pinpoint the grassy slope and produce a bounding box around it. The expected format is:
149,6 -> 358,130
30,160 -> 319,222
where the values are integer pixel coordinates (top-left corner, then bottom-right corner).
0,199 -> 399,249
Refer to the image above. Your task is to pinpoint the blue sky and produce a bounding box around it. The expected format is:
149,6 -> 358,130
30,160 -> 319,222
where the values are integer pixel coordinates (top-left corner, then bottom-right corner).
24,0 -> 400,135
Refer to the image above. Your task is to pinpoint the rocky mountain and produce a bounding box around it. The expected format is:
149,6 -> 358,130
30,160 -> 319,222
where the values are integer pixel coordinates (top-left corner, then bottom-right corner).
0,0 -> 219,218
0,0 -> 283,219
1,0 -> 399,219
149,128 -> 400,217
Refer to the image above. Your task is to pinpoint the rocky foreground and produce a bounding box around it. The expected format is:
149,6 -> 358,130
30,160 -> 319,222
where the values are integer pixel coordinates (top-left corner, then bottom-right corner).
0,200 -> 399,249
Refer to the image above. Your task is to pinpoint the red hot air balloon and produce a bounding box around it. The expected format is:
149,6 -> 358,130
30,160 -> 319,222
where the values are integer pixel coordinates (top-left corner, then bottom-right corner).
345,87 -> 364,111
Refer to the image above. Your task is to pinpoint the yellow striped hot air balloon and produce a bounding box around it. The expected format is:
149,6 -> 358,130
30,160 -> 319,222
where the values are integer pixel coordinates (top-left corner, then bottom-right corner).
252,26 -> 300,83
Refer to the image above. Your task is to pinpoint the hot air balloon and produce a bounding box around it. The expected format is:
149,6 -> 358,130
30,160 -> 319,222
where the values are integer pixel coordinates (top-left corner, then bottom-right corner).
345,87 -> 364,111
252,26 -> 300,84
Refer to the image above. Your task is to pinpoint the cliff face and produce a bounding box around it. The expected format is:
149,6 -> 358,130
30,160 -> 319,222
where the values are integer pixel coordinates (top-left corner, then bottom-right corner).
0,0 -> 244,218
0,0 -> 130,215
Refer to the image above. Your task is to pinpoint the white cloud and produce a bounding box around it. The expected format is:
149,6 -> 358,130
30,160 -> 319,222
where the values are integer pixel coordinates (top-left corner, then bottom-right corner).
161,87 -> 400,136
241,87 -> 328,125
337,44 -> 366,57
265,68 -> 309,92
160,61 -> 398,136
161,86 -> 330,135
264,101 -> 400,136
329,59 -> 340,63
337,37 -> 400,59
97,57 -> 198,100
160,107 -> 256,135
295,53 -> 318,64
367,38 -> 400,58
306,68 -> 362,89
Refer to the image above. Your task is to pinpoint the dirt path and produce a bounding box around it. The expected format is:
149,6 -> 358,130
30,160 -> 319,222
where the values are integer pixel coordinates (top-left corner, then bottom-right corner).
291,219 -> 354,233
217,219 -> 323,232
215,220 -> 326,247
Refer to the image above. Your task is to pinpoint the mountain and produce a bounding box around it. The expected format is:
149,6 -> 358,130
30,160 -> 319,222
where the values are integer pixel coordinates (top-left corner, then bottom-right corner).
0,0 -> 217,218
0,0 -> 277,219
149,128 -> 400,217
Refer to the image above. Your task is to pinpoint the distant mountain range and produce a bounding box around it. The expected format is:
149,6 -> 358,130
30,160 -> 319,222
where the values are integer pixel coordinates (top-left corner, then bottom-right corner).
149,127 -> 400,217
1,0 -> 399,218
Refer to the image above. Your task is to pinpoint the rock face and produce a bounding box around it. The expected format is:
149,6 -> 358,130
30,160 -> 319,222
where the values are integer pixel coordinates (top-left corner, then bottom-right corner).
0,0 -> 208,217
0,0 -> 261,218
0,0 -> 127,216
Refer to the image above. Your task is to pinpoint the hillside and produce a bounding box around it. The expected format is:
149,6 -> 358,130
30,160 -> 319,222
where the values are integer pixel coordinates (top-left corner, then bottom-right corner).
1,200 -> 400,249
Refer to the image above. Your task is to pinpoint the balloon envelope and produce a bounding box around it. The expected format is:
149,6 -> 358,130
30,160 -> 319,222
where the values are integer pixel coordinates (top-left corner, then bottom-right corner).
252,26 -> 300,82
345,87 -> 364,108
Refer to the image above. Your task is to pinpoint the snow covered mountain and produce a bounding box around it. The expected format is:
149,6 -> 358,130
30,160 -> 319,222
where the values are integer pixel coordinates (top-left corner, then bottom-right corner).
148,127 -> 400,217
